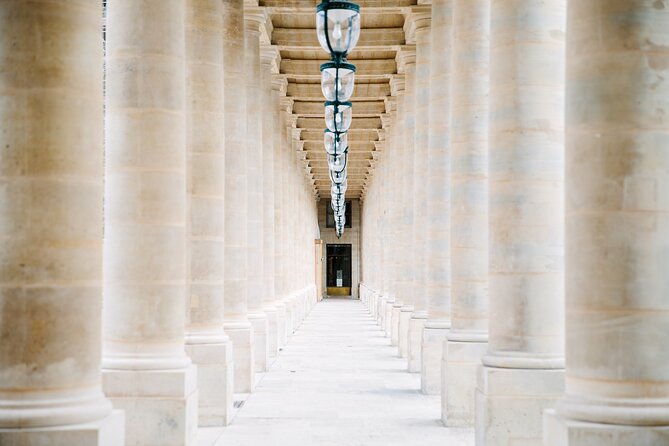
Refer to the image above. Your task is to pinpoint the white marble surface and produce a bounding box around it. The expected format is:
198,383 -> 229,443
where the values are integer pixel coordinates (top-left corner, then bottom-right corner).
197,297 -> 474,446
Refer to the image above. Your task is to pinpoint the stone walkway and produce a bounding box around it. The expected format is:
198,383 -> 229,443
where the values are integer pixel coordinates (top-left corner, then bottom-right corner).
197,297 -> 474,446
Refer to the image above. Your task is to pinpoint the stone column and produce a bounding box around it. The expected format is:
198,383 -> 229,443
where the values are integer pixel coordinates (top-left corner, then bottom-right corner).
422,0 -> 453,396
379,136 -> 393,330
102,1 -> 198,444
245,11 -> 269,374
476,1 -> 565,445
0,1 -> 124,443
544,3 -> 669,445
397,48 -> 416,359
408,13 -> 431,374
261,47 -> 279,359
184,0 -> 233,426
280,106 -> 295,337
281,107 -> 295,335
382,101 -> 399,338
223,0 -> 254,394
273,78 -> 289,348
442,0 -> 490,426
389,76 -> 406,348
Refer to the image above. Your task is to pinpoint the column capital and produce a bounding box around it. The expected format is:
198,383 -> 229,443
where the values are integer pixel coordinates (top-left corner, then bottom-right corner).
281,97 -> 294,115
404,5 -> 432,43
390,75 -> 406,96
291,128 -> 303,143
396,46 -> 416,74
380,114 -> 393,130
271,75 -> 288,94
261,45 -> 281,73
384,96 -> 397,113
389,75 -> 406,96
244,8 -> 270,41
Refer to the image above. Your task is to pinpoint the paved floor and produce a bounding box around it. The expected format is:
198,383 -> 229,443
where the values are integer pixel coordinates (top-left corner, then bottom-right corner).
197,297 -> 474,446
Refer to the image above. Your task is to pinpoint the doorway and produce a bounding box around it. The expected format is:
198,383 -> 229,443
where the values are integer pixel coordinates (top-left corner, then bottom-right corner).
326,244 -> 352,296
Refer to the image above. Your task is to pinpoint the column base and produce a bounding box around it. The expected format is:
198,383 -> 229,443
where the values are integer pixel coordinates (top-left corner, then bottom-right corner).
475,365 -> 564,446
370,292 -> 378,318
377,294 -> 387,325
248,313 -> 269,372
298,289 -> 308,323
184,339 -> 234,426
103,365 -> 198,446
0,410 -> 125,446
224,322 -> 255,393
265,306 -> 279,358
286,295 -> 297,335
383,299 -> 394,337
543,409 -> 669,446
398,306 -> 413,357
442,335 -> 487,426
390,304 -> 402,346
275,301 -> 288,348
420,323 -> 449,395
407,313 -> 426,373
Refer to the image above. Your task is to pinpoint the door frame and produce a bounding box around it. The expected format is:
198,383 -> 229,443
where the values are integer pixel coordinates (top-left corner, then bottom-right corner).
326,243 -> 352,296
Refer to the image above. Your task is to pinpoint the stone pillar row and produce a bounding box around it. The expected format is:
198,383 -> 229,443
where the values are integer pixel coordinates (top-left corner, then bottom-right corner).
0,1 -> 319,445
361,1 -> 669,445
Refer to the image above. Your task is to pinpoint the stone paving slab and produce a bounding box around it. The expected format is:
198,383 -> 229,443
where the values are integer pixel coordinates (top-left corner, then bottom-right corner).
197,297 -> 474,446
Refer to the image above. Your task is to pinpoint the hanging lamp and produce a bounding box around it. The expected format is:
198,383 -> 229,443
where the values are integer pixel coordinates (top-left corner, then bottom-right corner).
316,1 -> 361,61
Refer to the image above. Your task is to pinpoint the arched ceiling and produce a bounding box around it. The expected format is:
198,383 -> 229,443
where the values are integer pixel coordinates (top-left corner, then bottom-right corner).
252,0 -> 428,199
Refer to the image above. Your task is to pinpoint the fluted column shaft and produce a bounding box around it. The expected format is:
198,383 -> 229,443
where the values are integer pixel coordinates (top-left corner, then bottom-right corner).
390,78 -> 406,347
398,52 -> 416,359
484,0 -> 565,370
244,13 -> 269,373
223,0 -> 254,393
544,3 -> 669,444
104,0 -> 189,373
0,1 -> 122,440
426,0 -> 453,330
443,0 -> 490,425
422,0 -> 453,396
408,20 -> 431,374
184,0 -> 233,426
261,52 -> 278,359
385,106 -> 400,337
273,84 -> 288,347
412,22 -> 431,317
476,1 -> 566,444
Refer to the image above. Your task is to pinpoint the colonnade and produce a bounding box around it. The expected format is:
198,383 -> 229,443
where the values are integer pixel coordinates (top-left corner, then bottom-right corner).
361,1 -> 669,445
0,1 -> 318,445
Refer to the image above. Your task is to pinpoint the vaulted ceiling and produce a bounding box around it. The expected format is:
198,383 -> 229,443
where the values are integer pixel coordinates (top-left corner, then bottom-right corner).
253,0 -> 425,199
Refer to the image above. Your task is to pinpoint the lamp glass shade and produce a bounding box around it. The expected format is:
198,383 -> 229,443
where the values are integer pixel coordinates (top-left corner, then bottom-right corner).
325,101 -> 352,132
327,152 -> 347,172
324,130 -> 347,156
321,62 -> 356,102
330,167 -> 347,185
331,181 -> 347,195
316,2 -> 361,56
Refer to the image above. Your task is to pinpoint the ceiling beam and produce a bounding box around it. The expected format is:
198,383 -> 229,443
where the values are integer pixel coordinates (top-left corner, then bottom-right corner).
287,82 -> 391,100
272,28 -> 405,49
